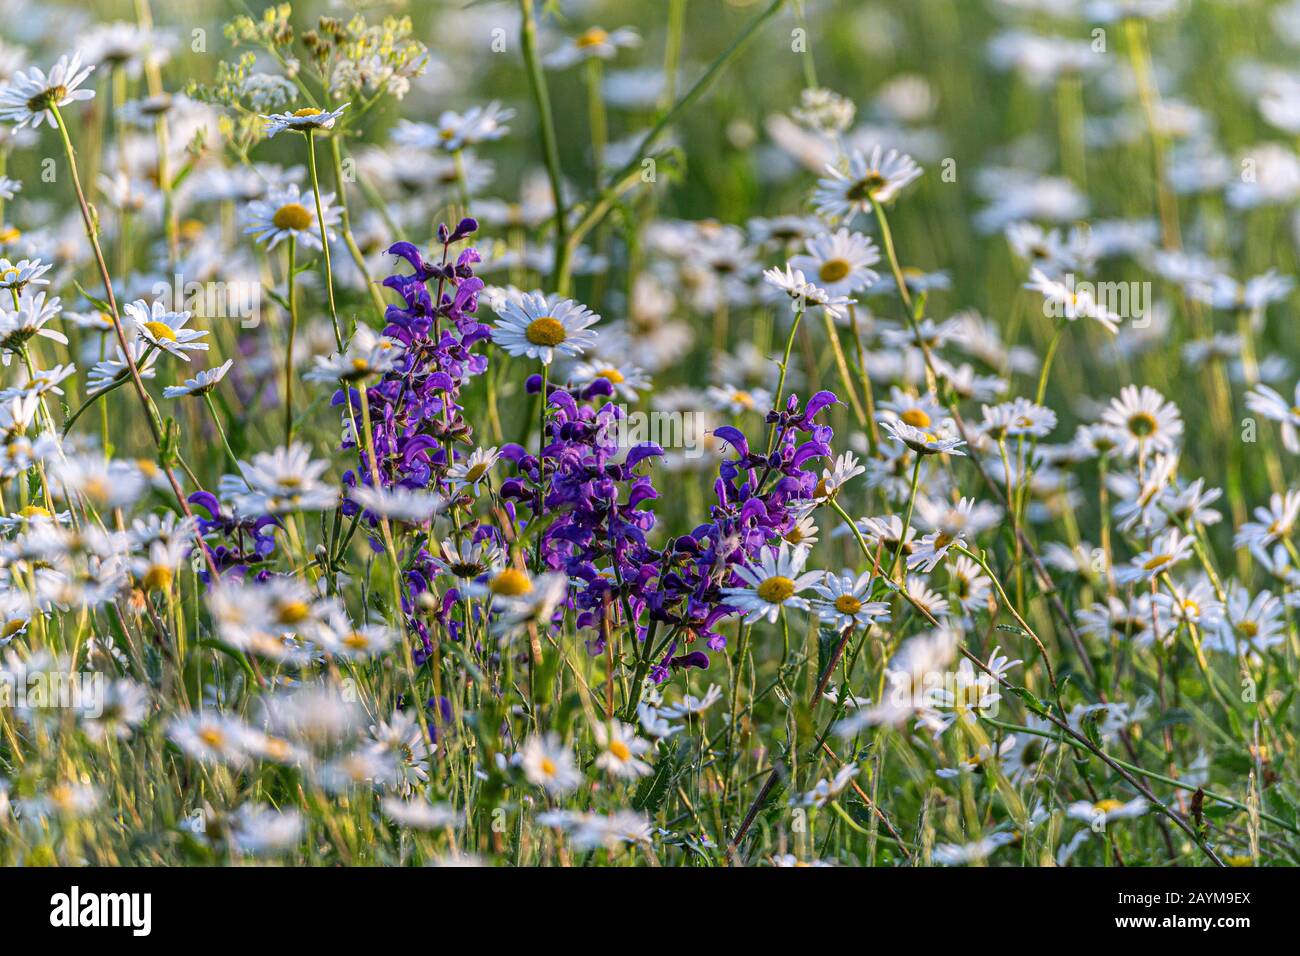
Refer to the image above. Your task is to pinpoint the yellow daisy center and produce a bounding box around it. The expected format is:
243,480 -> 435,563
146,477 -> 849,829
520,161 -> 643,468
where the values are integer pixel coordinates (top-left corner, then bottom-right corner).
293,108 -> 323,117
143,566 -> 174,591
1094,799 -> 1124,814
490,568 -> 532,597
757,575 -> 795,604
597,367 -> 624,384
539,757 -> 557,776
143,320 -> 176,342
834,594 -> 863,615
577,27 -> 609,48
343,631 -> 370,650
818,258 -> 851,283
1142,554 -> 1172,572
525,316 -> 568,347
277,600 -> 311,624
464,462 -> 489,482
901,408 -> 931,428
272,202 -> 313,231
2,619 -> 26,638
1127,411 -> 1157,437
609,739 -> 631,761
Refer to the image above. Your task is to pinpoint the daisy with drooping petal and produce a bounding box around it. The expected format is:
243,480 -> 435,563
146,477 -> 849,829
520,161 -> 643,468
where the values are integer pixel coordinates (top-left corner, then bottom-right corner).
490,292 -> 600,365
813,145 -> 924,219
720,542 -> 825,624
262,103 -> 349,138
763,264 -> 854,321
1024,267 -> 1122,333
788,229 -> 881,296
0,51 -> 96,129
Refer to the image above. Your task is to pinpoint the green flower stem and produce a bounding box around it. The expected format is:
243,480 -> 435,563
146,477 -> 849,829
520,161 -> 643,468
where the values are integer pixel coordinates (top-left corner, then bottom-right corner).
285,235 -> 298,446
306,129 -> 344,350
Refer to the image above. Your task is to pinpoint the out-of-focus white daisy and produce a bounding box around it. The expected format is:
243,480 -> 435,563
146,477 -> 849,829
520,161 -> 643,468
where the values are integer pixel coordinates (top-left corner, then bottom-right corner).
569,360 -> 650,400
304,324 -> 404,382
592,721 -> 652,779
545,27 -> 641,69
348,484 -> 445,523
245,183 -> 339,251
813,145 -> 923,219
705,383 -> 770,416
391,102 -> 514,151
519,733 -> 582,794
1246,381 -> 1300,453
222,443 -> 338,514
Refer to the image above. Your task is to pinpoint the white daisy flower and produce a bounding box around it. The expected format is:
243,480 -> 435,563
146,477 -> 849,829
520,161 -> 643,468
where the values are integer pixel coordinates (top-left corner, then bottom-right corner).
519,733 -> 582,794
490,292 -> 600,365
262,103 -> 349,137
762,264 -> 854,321
569,361 -> 651,400
0,51 -> 96,129
813,145 -> 923,219
880,418 -> 967,456
391,102 -> 515,151
244,183 -> 340,252
788,229 -> 881,295
811,570 -> 891,630
592,721 -> 652,779
124,299 -> 208,360
1246,381 -> 1300,453
0,290 -> 66,356
1114,528 -> 1195,584
162,359 -> 233,398
1099,385 -> 1183,457
545,26 -> 641,70
304,324 -> 404,383
445,446 -> 501,496
0,257 -> 51,292
720,542 -> 824,624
